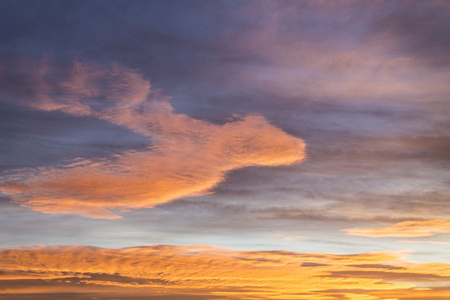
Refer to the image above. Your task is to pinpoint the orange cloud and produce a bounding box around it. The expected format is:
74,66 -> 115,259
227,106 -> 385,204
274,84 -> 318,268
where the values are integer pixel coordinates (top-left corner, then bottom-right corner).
1,245 -> 449,300
0,61 -> 306,218
343,219 -> 450,238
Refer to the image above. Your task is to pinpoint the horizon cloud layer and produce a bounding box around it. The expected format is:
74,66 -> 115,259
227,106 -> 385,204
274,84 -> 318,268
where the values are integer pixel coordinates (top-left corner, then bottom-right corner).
1,244 -> 450,300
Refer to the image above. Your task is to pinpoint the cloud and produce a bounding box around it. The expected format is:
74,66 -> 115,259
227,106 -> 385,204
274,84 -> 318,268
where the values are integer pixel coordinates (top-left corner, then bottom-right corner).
370,0 -> 450,68
0,60 -> 305,219
0,58 -> 150,116
1,244 -> 450,299
343,219 -> 450,238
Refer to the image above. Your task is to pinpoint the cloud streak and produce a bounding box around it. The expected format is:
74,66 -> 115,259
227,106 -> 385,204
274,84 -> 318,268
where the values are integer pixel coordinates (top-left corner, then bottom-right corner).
344,219 -> 450,238
0,60 -> 306,218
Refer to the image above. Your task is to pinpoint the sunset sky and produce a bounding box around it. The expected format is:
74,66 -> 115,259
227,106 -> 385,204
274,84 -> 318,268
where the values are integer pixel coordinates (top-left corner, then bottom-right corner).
1,1 -> 449,299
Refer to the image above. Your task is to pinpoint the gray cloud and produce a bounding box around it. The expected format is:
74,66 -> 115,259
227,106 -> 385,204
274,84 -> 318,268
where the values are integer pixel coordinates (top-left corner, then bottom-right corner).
0,102 -> 149,172
371,0 -> 450,67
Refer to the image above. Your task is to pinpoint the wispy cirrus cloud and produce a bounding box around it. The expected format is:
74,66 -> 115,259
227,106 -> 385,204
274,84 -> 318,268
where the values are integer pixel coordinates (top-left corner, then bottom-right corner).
344,219 -> 450,238
1,245 -> 450,300
0,60 -> 305,219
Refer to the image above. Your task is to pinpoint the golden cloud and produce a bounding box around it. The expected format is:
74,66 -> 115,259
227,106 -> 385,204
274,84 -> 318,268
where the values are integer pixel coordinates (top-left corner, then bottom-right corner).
343,219 -> 450,238
0,61 -> 306,218
1,245 -> 450,299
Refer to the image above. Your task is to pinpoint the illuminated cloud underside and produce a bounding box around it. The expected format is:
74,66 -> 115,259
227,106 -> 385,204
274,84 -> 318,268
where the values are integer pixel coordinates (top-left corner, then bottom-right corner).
1,245 -> 450,300
0,1 -> 449,300
0,61 -> 306,219
344,219 -> 450,238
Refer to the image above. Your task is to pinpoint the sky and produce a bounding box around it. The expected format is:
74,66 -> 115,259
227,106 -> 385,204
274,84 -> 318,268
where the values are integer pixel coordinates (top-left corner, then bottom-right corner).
0,0 -> 449,299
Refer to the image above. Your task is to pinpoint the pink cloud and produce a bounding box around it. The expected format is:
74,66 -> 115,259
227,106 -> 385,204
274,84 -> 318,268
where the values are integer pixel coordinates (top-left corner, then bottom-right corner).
0,61 -> 306,218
